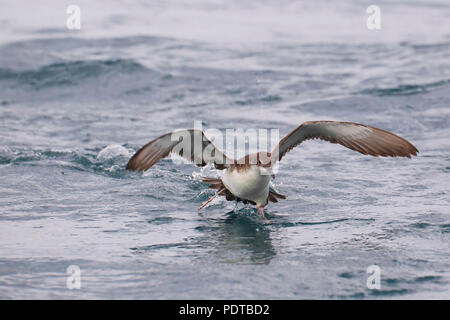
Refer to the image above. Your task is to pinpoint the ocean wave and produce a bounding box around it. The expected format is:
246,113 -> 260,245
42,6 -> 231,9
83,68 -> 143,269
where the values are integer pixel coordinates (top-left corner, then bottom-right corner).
360,79 -> 450,96
0,58 -> 149,89
0,145 -> 133,178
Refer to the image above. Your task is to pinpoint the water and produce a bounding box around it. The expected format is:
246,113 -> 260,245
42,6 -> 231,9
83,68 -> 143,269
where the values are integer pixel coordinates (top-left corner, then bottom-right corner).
0,0 -> 449,299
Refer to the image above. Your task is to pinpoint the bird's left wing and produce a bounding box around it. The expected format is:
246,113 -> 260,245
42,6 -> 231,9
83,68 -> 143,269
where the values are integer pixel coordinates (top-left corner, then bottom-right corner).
271,121 -> 418,163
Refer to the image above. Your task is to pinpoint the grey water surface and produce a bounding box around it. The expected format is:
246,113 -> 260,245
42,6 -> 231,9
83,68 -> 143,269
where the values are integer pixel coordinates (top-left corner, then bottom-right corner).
0,0 -> 449,299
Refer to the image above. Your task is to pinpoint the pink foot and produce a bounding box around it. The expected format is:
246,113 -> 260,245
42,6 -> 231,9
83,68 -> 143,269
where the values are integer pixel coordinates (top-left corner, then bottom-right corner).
257,206 -> 270,223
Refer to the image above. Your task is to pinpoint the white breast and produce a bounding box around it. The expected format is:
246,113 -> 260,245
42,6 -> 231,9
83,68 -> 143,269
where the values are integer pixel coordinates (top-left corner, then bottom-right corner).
222,165 -> 270,206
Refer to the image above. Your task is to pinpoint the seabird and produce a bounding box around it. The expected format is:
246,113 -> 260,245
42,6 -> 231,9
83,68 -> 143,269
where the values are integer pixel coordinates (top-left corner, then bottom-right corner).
126,121 -> 418,221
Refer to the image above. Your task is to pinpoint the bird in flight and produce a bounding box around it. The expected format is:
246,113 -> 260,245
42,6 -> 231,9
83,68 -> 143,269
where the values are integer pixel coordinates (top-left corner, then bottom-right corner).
126,121 -> 418,221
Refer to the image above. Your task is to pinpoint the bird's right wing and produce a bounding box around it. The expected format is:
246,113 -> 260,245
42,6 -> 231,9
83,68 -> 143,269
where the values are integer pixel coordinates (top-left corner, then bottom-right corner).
126,129 -> 233,172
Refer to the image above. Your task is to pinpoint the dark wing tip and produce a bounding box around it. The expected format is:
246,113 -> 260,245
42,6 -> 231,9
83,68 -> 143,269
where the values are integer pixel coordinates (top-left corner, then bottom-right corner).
125,143 -> 156,172
357,125 -> 419,159
125,157 -> 140,171
125,154 -> 144,171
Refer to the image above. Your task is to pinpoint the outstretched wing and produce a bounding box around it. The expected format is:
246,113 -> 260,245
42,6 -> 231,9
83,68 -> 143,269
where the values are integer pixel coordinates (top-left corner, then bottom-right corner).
271,121 -> 418,163
126,129 -> 233,172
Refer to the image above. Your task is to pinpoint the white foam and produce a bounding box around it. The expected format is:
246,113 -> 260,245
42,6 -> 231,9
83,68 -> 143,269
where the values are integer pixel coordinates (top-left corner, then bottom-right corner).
96,144 -> 130,160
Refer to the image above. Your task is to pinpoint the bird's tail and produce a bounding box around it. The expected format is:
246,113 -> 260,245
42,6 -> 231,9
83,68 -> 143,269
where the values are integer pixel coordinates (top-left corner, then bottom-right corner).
268,187 -> 287,203
201,177 -> 223,190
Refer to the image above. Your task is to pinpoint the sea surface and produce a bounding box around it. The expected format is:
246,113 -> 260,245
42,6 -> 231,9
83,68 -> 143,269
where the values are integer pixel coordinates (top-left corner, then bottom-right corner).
0,0 -> 449,299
